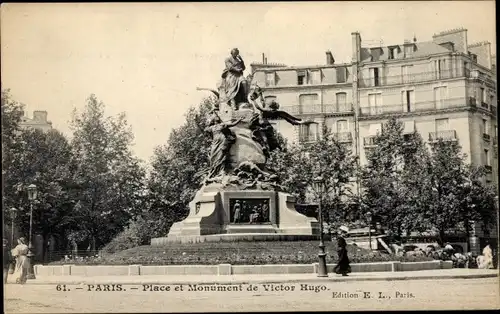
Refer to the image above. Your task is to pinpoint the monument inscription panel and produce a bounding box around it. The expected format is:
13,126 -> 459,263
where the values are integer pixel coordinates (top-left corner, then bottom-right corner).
229,198 -> 270,224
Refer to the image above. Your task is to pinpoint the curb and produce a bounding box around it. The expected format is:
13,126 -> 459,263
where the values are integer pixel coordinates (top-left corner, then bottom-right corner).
23,273 -> 498,285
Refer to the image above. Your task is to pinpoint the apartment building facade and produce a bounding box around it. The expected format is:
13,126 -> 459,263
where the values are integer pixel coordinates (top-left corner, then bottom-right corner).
251,28 -> 498,186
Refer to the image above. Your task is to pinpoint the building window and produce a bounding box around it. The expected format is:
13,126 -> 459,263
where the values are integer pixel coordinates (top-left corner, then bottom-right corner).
402,90 -> 414,112
484,149 -> 490,166
309,70 -> 322,84
479,87 -> 485,104
298,94 -> 319,114
297,71 -> 307,85
435,59 -> 447,79
336,92 -> 347,111
369,68 -> 380,86
336,67 -> 347,83
483,118 -> 489,135
435,118 -> 449,132
388,47 -> 397,60
368,93 -> 383,114
404,45 -> 413,57
298,123 -> 318,143
490,95 -> 494,106
265,72 -> 276,87
401,65 -> 413,83
336,120 -> 349,133
433,86 -> 447,109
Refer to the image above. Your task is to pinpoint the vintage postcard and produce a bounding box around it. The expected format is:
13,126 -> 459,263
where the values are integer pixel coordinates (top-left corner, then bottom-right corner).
1,1 -> 498,312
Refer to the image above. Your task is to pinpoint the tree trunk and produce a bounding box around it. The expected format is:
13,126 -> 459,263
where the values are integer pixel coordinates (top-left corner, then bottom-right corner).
464,218 -> 471,252
439,229 -> 446,247
42,231 -> 50,263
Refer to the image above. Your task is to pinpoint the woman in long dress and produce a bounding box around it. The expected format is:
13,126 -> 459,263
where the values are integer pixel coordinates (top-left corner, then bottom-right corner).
334,236 -> 351,276
11,237 -> 30,284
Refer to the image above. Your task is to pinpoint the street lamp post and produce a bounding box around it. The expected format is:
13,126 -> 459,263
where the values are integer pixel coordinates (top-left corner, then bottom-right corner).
366,211 -> 373,250
26,184 -> 37,280
313,176 -> 328,277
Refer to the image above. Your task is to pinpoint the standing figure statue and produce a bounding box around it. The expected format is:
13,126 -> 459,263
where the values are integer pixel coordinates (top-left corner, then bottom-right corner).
232,201 -> 241,223
204,111 -> 243,180
221,48 -> 248,111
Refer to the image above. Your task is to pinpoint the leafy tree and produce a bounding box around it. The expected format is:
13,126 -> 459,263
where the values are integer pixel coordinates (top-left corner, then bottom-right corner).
8,128 -> 77,258
145,97 -> 215,237
69,94 -> 146,250
361,117 -> 430,237
2,89 -> 25,230
426,139 -> 497,245
270,124 -> 357,225
267,136 -> 310,203
425,139 -> 467,244
458,165 -> 497,244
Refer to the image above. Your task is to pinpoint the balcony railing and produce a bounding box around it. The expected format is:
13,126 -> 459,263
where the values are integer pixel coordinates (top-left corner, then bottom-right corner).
429,130 -> 457,142
484,165 -> 493,172
470,70 -> 496,86
298,134 -> 318,143
359,68 -> 469,88
359,97 -> 472,116
483,133 -> 491,141
481,102 -> 489,109
282,103 -> 353,115
363,136 -> 377,147
333,132 -> 353,143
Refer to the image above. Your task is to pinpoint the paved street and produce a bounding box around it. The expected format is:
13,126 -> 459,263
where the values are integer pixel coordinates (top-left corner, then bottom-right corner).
4,277 -> 499,312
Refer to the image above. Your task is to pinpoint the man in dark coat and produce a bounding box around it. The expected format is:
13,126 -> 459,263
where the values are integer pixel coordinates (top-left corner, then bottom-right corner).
334,236 -> 351,276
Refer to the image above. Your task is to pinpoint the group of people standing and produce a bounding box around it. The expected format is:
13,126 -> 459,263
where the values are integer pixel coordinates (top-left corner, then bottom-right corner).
3,237 -> 31,284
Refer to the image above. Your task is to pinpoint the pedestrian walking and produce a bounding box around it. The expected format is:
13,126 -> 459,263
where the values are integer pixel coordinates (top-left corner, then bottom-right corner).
11,237 -> 30,284
3,239 -> 12,284
334,236 -> 351,276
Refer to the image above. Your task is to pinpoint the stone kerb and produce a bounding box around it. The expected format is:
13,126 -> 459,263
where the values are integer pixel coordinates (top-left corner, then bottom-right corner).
34,260 -> 449,277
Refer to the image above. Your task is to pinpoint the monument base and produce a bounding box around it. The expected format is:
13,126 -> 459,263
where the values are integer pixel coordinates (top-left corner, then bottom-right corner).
151,186 -> 320,245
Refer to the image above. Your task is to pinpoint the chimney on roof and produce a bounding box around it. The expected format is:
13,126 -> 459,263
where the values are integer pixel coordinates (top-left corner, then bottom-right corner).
326,51 -> 335,65
413,34 -> 417,43
264,57 -> 268,65
262,53 -> 265,63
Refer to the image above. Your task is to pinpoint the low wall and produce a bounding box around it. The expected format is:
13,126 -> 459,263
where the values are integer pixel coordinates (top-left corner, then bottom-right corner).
35,260 -> 453,277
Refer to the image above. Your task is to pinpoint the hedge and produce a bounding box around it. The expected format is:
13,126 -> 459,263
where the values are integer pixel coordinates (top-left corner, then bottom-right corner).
49,240 -> 433,265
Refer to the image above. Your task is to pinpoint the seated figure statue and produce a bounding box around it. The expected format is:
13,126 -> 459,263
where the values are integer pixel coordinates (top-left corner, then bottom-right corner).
220,48 -> 248,111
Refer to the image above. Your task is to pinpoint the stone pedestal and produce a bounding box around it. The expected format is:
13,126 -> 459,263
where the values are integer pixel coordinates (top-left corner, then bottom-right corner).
154,187 -> 319,245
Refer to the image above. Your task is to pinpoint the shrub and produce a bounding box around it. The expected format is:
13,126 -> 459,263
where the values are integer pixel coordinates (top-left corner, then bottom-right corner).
100,219 -> 143,254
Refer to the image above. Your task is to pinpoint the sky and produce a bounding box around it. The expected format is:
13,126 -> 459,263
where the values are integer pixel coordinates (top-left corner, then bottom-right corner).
1,1 -> 496,163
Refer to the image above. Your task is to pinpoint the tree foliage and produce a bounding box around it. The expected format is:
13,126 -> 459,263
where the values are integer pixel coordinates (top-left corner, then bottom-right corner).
269,124 -> 357,224
69,94 -> 146,249
145,97 -> 215,237
361,116 -> 497,242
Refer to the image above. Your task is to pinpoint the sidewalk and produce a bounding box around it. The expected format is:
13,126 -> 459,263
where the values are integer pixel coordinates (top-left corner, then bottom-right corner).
23,269 -> 498,285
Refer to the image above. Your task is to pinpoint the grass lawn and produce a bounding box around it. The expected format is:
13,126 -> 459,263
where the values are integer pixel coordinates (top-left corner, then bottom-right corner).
49,240 -> 433,265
